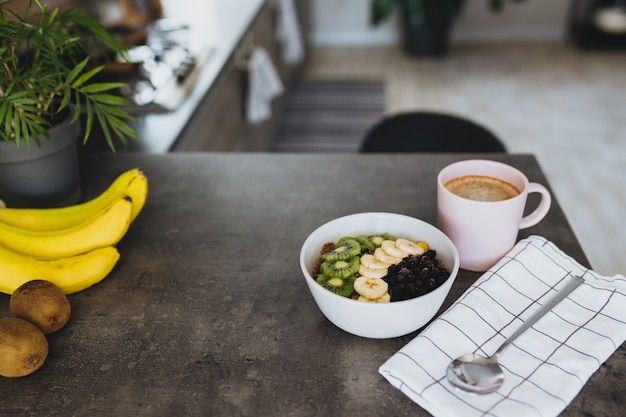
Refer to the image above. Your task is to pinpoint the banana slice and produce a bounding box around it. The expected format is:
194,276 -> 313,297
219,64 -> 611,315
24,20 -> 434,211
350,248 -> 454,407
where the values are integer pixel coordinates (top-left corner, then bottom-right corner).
395,238 -> 426,256
358,264 -> 388,279
381,240 -> 408,258
374,247 -> 402,265
358,293 -> 391,303
360,254 -> 388,270
354,276 -> 388,300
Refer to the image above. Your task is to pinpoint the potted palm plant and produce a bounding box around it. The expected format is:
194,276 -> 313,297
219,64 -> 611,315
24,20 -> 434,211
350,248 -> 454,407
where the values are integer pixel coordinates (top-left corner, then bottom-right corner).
0,0 -> 136,207
370,0 -> 526,56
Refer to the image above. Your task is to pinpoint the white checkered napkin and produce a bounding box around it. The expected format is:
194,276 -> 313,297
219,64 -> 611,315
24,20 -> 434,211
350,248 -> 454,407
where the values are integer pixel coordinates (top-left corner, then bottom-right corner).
379,235 -> 626,417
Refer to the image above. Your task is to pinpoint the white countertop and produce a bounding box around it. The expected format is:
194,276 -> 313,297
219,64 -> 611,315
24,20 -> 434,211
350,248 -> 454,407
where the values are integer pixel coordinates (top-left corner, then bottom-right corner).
114,0 -> 266,153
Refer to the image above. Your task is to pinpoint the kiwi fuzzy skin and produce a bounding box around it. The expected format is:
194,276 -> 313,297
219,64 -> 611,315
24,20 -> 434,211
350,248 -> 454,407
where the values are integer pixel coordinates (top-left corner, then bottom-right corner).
10,280 -> 71,334
0,317 -> 49,378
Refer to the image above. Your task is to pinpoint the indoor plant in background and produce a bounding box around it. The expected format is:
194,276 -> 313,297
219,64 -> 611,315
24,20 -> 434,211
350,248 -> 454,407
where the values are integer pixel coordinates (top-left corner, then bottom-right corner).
0,0 -> 136,208
370,0 -> 526,56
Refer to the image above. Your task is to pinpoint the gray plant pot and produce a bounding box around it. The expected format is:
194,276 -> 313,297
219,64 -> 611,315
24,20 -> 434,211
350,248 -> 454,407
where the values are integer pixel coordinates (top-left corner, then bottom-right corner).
0,106 -> 82,208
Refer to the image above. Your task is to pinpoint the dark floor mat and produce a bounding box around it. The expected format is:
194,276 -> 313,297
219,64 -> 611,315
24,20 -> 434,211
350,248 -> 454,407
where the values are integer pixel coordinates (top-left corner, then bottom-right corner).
271,79 -> 385,152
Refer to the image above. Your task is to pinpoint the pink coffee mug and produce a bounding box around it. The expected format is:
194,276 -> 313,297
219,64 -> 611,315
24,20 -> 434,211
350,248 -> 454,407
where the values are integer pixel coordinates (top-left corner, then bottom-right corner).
437,159 -> 551,272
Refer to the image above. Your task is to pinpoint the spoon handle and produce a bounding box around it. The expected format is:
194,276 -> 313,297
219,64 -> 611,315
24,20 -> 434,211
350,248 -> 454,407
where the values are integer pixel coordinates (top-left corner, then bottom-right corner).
494,274 -> 584,357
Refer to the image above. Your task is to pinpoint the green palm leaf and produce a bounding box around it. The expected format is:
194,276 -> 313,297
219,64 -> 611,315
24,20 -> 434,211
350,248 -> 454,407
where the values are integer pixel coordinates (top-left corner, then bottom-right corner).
0,0 -> 136,151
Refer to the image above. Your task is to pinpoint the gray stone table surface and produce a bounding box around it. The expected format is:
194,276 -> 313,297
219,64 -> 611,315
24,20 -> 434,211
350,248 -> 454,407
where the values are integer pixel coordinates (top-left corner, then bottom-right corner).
1,153 -> 623,417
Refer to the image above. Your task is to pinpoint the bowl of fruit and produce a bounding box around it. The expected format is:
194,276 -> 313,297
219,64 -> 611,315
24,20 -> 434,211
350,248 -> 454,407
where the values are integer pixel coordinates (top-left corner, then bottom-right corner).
300,212 -> 459,339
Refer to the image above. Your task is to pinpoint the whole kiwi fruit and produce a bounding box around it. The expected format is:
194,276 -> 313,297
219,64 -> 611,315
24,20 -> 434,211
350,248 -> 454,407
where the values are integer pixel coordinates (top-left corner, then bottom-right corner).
10,280 -> 71,334
0,317 -> 48,378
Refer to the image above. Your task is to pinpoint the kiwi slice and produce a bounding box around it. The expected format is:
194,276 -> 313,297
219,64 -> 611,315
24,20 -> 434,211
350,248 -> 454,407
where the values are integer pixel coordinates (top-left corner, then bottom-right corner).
354,234 -> 396,253
320,256 -> 360,279
316,274 -> 355,298
368,234 -> 396,248
337,236 -> 360,248
321,238 -> 361,262
355,235 -> 375,253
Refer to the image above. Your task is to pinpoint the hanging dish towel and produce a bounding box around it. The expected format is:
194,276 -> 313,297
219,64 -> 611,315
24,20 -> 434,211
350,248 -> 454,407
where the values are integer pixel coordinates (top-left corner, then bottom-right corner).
245,46 -> 284,124
379,235 -> 626,417
274,0 -> 304,65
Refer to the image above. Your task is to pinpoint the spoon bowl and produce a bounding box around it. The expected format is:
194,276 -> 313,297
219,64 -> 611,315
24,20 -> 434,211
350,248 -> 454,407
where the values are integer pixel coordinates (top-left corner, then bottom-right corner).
446,353 -> 504,394
446,275 -> 584,394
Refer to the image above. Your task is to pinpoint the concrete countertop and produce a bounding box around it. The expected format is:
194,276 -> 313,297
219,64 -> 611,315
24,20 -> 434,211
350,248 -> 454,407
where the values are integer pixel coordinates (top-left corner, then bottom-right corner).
2,153 -> 621,417
90,0 -> 266,153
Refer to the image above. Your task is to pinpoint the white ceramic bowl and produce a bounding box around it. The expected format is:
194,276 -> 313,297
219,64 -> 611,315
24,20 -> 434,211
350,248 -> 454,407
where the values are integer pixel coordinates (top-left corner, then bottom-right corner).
300,212 -> 459,339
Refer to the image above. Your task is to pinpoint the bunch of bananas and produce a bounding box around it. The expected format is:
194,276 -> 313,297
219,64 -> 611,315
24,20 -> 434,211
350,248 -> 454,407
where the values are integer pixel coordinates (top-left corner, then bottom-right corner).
0,168 -> 148,295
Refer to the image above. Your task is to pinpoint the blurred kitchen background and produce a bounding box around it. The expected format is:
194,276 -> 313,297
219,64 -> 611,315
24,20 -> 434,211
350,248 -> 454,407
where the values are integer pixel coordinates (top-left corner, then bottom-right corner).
41,0 -> 625,276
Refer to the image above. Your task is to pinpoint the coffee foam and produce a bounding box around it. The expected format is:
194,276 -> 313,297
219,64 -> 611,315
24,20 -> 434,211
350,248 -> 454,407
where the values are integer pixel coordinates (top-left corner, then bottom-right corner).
444,175 -> 520,202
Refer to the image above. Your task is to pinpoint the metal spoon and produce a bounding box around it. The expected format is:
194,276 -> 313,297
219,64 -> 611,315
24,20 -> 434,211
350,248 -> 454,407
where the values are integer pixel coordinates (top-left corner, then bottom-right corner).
446,274 -> 584,394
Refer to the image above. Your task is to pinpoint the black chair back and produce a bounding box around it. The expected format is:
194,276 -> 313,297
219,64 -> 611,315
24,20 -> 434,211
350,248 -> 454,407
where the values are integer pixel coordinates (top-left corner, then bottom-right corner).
360,112 -> 506,153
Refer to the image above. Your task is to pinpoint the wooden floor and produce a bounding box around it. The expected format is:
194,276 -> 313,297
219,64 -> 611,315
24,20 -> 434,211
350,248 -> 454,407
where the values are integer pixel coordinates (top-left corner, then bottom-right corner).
302,42 -> 626,276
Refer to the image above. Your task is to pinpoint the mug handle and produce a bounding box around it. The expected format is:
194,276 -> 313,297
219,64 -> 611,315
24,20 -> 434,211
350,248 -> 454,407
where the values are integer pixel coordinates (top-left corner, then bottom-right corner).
519,183 -> 552,229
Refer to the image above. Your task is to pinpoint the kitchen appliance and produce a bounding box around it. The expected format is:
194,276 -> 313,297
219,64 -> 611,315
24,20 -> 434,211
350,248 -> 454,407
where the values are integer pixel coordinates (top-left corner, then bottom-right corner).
86,0 -> 213,113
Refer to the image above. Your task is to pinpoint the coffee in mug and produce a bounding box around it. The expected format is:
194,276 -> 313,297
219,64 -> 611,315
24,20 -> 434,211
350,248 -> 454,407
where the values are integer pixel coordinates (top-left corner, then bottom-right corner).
437,160 -> 551,272
444,175 -> 520,202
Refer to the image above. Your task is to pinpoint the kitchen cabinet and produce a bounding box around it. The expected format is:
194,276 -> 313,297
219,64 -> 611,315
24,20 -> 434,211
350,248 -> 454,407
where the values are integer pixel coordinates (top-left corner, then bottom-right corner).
170,57 -> 246,152
172,0 -> 309,152
79,0 -> 308,154
243,0 -> 310,152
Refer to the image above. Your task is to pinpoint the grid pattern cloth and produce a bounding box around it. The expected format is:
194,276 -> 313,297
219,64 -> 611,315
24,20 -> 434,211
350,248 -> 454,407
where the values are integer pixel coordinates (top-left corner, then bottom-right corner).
379,235 -> 626,417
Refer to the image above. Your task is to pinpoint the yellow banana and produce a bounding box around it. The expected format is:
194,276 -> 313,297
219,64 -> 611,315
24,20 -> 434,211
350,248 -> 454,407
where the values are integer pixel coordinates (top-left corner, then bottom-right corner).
354,276 -> 389,300
357,293 -> 391,303
360,254 -> 388,270
125,172 -> 148,222
395,238 -> 426,256
0,168 -> 145,231
373,247 -> 402,265
381,240 -> 409,258
0,196 -> 133,259
0,245 -> 120,295
358,264 -> 388,279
